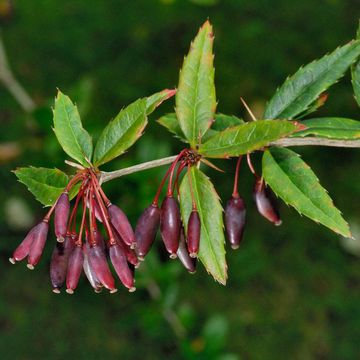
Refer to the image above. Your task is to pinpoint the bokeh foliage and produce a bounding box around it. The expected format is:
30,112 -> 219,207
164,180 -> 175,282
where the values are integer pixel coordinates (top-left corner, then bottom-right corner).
0,1 -> 359,359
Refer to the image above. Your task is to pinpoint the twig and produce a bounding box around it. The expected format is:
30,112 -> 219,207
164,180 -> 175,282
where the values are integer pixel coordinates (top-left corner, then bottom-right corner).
0,32 -> 35,113
271,137 -> 360,148
100,155 -> 177,183
100,137 -> 360,183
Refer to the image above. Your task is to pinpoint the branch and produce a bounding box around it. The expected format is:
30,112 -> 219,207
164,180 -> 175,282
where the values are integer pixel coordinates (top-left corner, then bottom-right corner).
0,32 -> 35,113
100,155 -> 177,183
99,137 -> 360,183
271,137 -> 360,148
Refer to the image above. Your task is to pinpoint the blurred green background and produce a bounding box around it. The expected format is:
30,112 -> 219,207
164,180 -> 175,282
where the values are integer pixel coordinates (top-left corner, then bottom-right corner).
0,1 -> 359,359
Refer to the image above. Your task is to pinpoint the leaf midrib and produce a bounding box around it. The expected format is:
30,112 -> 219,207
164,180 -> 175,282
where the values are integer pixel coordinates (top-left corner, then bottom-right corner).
191,169 -> 225,282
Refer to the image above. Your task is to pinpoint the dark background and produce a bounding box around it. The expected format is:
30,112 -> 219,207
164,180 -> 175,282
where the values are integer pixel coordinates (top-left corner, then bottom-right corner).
0,1 -> 359,359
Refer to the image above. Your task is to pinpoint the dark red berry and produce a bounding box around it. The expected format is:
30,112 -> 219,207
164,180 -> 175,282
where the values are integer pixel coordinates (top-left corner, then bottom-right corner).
83,244 -> 102,293
27,221 -> 49,269
50,235 -> 75,293
177,228 -> 196,273
135,203 -> 160,260
54,192 -> 70,242
9,223 -> 39,264
253,178 -> 281,226
187,210 -> 201,257
112,226 -> 139,267
66,245 -> 84,294
160,196 -> 181,258
225,196 -> 246,249
108,204 -> 135,248
88,229 -> 117,293
109,243 -> 136,292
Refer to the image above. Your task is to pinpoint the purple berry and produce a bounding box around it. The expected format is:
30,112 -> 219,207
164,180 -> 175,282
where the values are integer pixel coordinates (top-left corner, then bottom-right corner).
109,243 -> 135,292
27,221 -> 49,269
50,235 -> 75,293
225,196 -> 246,249
177,228 -> 196,273
135,203 -> 160,260
187,210 -> 201,258
253,178 -> 281,226
54,192 -> 70,242
66,245 -> 84,294
108,204 -> 135,248
160,196 -> 181,258
83,244 -> 102,293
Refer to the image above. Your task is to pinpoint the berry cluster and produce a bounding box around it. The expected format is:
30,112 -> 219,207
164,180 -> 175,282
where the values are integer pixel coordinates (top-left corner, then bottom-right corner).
135,149 -> 201,273
224,155 -> 281,249
10,168 -> 137,294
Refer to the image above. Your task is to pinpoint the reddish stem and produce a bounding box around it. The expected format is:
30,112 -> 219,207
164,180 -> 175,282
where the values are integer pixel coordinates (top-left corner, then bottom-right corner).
247,153 -> 258,179
173,160 -> 187,197
232,156 -> 242,198
76,190 -> 88,246
167,149 -> 188,197
152,165 -> 173,206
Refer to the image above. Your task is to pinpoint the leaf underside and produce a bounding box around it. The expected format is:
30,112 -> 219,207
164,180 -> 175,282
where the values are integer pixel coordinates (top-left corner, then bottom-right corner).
180,166 -> 227,284
264,40 -> 360,119
53,90 -> 93,167
176,20 -> 216,147
262,147 -> 351,238
292,117 -> 360,139
14,167 -> 69,207
198,120 -> 301,158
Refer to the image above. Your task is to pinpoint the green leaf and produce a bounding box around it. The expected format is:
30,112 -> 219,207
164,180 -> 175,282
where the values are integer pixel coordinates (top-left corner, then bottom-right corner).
53,90 -> 93,167
264,40 -> 360,119
180,166 -> 227,284
176,20 -> 216,147
262,147 -> 351,238
211,114 -> 244,131
198,120 -> 302,158
93,98 -> 147,167
157,113 -> 187,142
157,113 -> 240,143
146,89 -> 176,114
14,167 -> 69,207
292,117 -> 360,139
352,58 -> 360,107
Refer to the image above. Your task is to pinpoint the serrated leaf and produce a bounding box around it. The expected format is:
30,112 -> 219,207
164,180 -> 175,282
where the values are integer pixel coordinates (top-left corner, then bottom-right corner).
14,167 -> 69,206
262,147 -> 351,237
198,120 -> 302,158
157,113 -> 240,143
211,114 -> 244,131
292,117 -> 360,139
93,98 -> 147,167
146,89 -> 176,114
157,113 -> 187,142
352,58 -> 360,107
176,20 -> 216,147
264,40 -> 360,119
180,166 -> 227,284
53,90 -> 93,167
